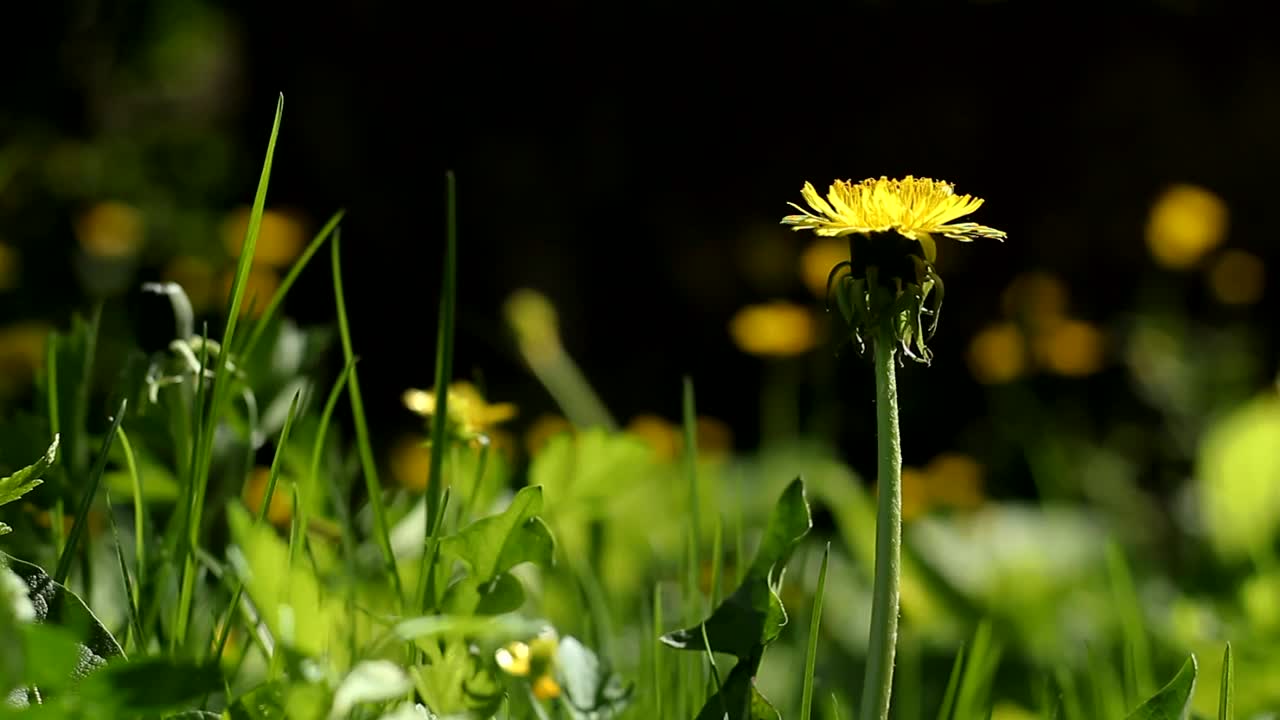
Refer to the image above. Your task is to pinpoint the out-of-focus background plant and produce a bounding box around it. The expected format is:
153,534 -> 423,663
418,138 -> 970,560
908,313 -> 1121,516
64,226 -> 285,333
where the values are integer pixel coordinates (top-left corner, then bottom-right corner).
4,4 -> 1280,719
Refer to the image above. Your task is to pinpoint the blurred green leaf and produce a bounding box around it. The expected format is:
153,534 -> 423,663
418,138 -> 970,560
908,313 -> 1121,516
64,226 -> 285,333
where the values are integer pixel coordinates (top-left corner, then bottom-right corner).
0,435 -> 59,534
661,478 -> 810,659
693,657 -> 779,720
1218,644 -> 1233,720
80,657 -> 221,714
1126,655 -> 1197,720
329,660 -> 413,719
1198,394 -> 1280,561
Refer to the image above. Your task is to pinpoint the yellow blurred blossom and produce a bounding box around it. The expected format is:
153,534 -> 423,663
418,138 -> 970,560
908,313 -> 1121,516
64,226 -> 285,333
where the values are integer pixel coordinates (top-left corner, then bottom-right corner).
389,435 -> 432,490
162,256 -> 218,311
799,237 -> 849,298
900,467 -> 930,521
0,243 -> 19,290
242,466 -> 292,527
627,414 -> 681,461
504,289 -> 563,365
403,381 -> 518,440
695,416 -> 734,457
0,323 -> 51,396
781,176 -> 1006,261
924,453 -> 985,511
524,413 -> 572,457
1145,184 -> 1228,269
729,301 -> 817,358
222,207 -> 307,268
1034,319 -> 1105,377
967,322 -> 1026,384
218,266 -> 280,317
990,702 -> 1038,720
1000,271 -> 1068,330
26,503 -> 106,537
496,628 -> 560,700
1208,249 -> 1265,306
75,201 -> 145,258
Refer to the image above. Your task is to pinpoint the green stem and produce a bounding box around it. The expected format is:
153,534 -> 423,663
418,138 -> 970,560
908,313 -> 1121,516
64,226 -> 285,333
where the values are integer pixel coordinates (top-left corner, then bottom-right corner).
860,327 -> 902,720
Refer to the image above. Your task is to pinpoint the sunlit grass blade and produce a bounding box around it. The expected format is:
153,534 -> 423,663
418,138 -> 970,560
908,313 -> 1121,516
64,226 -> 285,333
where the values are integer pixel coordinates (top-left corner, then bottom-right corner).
239,208 -> 346,361
297,360 -> 355,571
177,94 -> 284,644
1107,543 -> 1154,705
800,542 -> 830,720
936,642 -> 965,720
55,398 -> 127,585
114,426 -> 146,603
420,171 -> 459,612
954,620 -> 1002,720
1219,643 -> 1233,720
103,490 -> 143,654
1054,666 -> 1087,720
331,229 -> 401,602
653,583 -> 665,717
44,330 -> 65,556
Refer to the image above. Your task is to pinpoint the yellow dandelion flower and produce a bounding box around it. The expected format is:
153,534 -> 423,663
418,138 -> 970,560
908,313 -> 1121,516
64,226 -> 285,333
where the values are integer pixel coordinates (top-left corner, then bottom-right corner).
1145,184 -> 1228,270
899,467 -> 930,521
532,674 -> 562,701
627,414 -> 681,461
1000,272 -> 1068,330
389,435 -> 432,490
76,201 -> 145,258
1208,249 -> 1265,306
694,416 -> 734,457
1034,319 -> 1106,377
162,256 -> 218,311
524,413 -> 572,456
799,237 -> 850,299
924,453 -> 985,511
242,466 -> 292,527
782,176 -> 1006,262
967,322 -> 1026,384
728,301 -> 817,358
495,641 -> 532,677
0,323 -> 52,396
403,381 -> 518,438
222,207 -> 307,268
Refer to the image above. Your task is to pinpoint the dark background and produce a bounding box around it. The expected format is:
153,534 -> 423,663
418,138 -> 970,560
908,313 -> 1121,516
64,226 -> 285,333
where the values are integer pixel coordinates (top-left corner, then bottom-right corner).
6,4 -> 1278,486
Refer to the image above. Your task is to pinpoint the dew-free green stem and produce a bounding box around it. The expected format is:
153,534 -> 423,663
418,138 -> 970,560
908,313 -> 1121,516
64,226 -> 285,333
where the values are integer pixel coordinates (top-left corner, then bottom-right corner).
860,326 -> 902,720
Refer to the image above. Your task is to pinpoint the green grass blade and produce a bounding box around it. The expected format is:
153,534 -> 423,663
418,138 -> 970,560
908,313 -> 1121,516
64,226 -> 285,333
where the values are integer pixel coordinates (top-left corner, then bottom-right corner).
298,361 -> 355,571
1107,543 -> 1154,704
44,331 -> 65,556
103,490 -> 143,654
708,516 -> 723,607
1218,643 -> 1233,720
420,171 -> 459,611
114,426 -> 146,629
682,376 -> 701,604
55,397 -> 127,584
239,208 -> 346,361
800,542 -> 830,720
331,229 -> 402,602
936,643 -> 965,720
653,583 -> 665,717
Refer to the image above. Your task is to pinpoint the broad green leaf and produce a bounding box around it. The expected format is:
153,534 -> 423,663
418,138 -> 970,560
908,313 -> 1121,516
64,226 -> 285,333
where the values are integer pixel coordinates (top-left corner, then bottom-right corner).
0,435 -> 59,514
556,635 -> 631,719
4,553 -> 123,668
226,502 -> 353,668
693,656 -> 779,720
412,639 -> 503,717
329,660 -> 413,719
661,478 -> 811,658
79,657 -> 222,714
438,486 -> 555,614
1126,655 -> 1197,720
228,681 -> 286,720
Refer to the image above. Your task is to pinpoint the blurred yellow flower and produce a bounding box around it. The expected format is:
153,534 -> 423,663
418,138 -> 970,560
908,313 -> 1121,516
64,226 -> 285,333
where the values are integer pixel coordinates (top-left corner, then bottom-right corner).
218,266 -> 280,317
242,466 -> 292,527
695,416 -> 734,457
222,207 -> 307,268
1000,271 -> 1068,330
162,256 -> 217,311
389,434 -> 431,490
504,289 -> 563,365
1145,184 -> 1228,270
967,322 -> 1026,384
799,237 -> 849,298
0,323 -> 51,396
627,414 -> 681,461
75,201 -> 145,258
1034,319 -> 1105,377
26,503 -> 106,537
1208,249 -> 1265,306
990,702 -> 1038,720
0,243 -> 19,290
782,176 -> 1006,261
524,413 -> 573,457
729,301 -> 817,358
900,467 -> 930,521
403,381 -> 518,439
532,674 -> 562,701
496,628 -> 560,700
924,453 -> 985,511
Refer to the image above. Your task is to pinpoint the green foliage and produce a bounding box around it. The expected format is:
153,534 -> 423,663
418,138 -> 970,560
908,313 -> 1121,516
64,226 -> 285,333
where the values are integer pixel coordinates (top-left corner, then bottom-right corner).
0,437 -> 59,535
1126,655 -> 1197,720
